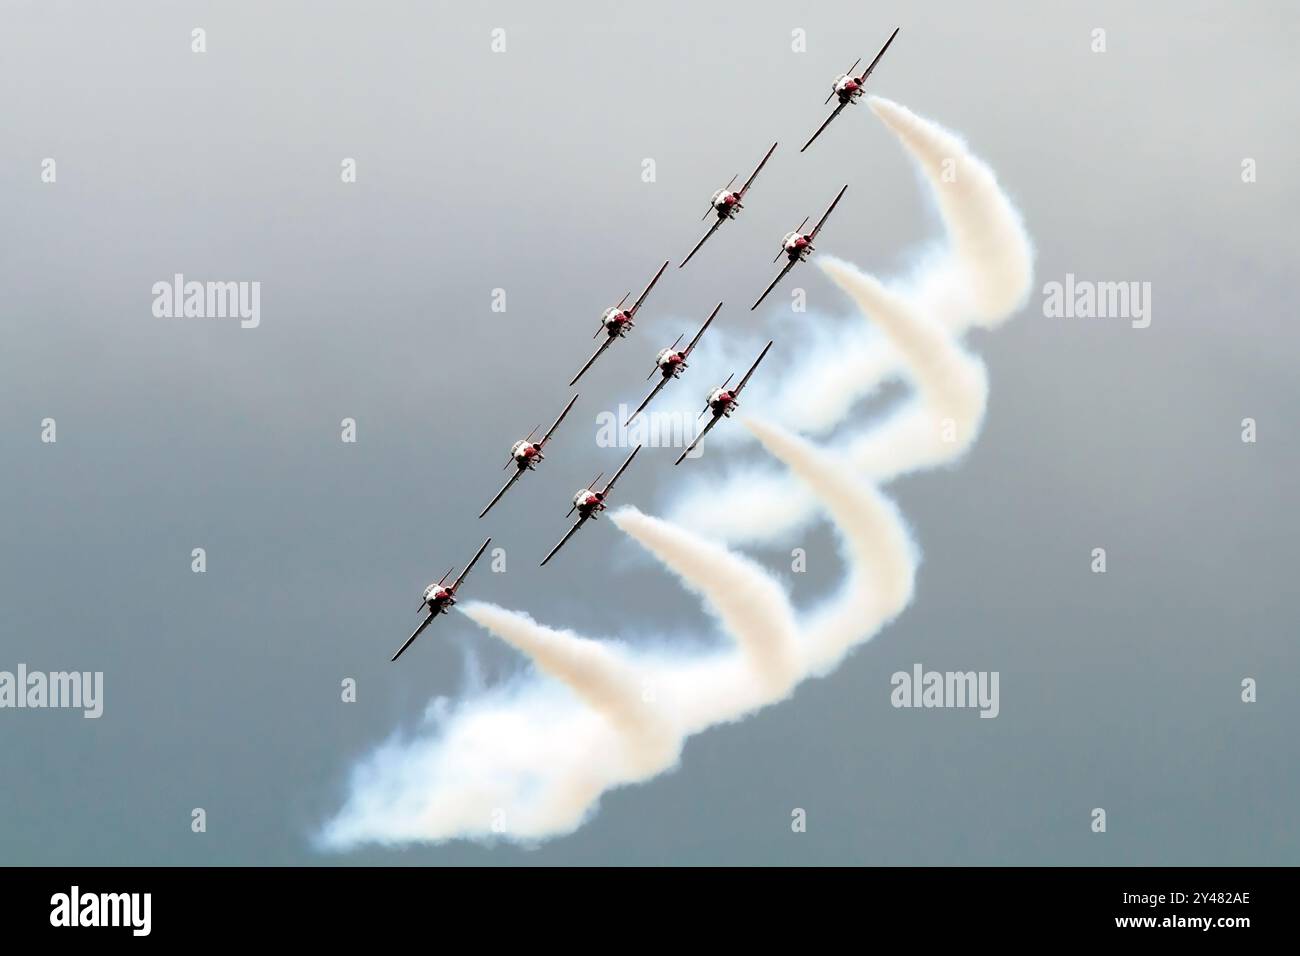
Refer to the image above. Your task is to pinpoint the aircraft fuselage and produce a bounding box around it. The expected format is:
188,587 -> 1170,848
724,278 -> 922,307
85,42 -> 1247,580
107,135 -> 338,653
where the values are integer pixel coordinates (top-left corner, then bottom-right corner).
421,588 -> 454,614
710,189 -> 742,218
601,307 -> 633,336
511,440 -> 542,468
708,388 -> 737,416
656,348 -> 687,377
573,489 -> 605,519
833,75 -> 864,103
781,231 -> 813,261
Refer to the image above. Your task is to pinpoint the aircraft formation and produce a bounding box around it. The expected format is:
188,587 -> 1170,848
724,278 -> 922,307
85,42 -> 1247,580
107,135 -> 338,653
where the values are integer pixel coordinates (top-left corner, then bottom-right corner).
389,28 -> 901,661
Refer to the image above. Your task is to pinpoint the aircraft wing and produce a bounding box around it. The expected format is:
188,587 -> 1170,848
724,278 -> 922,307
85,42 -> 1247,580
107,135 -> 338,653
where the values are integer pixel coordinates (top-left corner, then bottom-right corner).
479,469 -> 523,518
751,258 -> 799,311
800,100 -> 848,152
570,335 -> 615,386
733,340 -> 774,397
858,27 -> 900,83
738,141 -> 778,198
628,260 -> 670,317
624,376 -> 671,426
540,393 -> 580,447
451,537 -> 492,591
391,612 -> 435,662
540,514 -> 589,567
809,184 -> 848,241
679,217 -> 726,269
683,302 -> 723,357
599,445 -> 641,497
675,412 -> 722,465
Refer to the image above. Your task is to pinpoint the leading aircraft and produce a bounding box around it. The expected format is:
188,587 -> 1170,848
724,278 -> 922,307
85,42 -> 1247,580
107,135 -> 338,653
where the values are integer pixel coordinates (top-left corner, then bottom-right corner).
541,445 -> 641,567
570,261 -> 670,386
391,537 -> 492,662
679,142 -> 779,269
479,393 -> 580,518
623,302 -> 723,426
675,341 -> 774,465
800,27 -> 900,153
751,184 -> 848,311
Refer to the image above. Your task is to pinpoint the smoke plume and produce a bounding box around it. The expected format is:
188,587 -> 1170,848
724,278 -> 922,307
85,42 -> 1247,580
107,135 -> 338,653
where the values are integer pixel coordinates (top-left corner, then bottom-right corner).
319,97 -> 1033,848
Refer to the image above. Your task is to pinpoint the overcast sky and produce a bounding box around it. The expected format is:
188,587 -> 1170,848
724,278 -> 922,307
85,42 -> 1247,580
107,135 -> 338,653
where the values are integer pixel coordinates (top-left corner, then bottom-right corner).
1,0 -> 1296,865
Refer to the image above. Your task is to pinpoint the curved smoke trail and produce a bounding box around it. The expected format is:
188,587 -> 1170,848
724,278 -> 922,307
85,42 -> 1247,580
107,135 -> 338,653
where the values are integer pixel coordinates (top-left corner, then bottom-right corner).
318,97 -> 1033,848
669,254 -> 991,546
667,96 -> 1033,545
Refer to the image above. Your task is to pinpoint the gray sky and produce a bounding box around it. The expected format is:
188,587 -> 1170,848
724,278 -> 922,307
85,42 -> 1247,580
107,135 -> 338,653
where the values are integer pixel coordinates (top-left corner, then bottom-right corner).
1,0 -> 1297,864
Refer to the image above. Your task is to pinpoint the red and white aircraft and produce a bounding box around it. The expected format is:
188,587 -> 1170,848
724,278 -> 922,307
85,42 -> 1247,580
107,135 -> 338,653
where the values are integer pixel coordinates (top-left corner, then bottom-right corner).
541,445 -> 641,567
751,184 -> 848,311
675,341 -> 773,465
679,142 -> 779,269
391,537 -> 492,662
479,393 -> 581,519
570,261 -> 670,386
623,302 -> 723,427
800,27 -> 900,153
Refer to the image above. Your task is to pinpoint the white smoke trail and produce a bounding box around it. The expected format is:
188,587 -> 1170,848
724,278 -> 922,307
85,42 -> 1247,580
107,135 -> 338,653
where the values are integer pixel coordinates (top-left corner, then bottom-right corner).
319,420 -> 918,848
707,96 -> 1032,433
319,98 -> 1032,848
745,419 -> 917,677
874,97 -> 1034,327
610,509 -> 801,699
669,257 -> 991,545
459,603 -> 680,768
665,95 -> 1033,545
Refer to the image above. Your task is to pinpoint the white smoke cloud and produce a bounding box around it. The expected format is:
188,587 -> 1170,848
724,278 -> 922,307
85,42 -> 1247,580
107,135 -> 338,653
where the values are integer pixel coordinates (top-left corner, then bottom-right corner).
668,256 -> 991,545
318,97 -> 1033,849
319,422 -> 916,848
666,96 -> 1034,545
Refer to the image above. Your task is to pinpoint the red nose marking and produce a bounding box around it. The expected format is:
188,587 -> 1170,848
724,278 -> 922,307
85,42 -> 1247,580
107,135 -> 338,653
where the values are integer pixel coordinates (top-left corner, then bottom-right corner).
795,237 -> 808,248
523,445 -> 537,457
